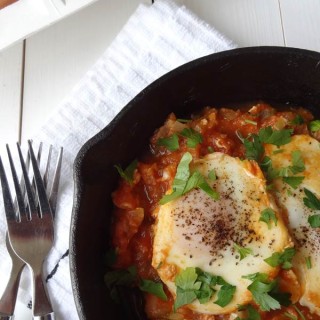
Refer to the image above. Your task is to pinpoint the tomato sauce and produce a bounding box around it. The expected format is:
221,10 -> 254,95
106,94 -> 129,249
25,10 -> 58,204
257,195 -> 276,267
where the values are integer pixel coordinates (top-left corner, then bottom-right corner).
111,103 -> 320,320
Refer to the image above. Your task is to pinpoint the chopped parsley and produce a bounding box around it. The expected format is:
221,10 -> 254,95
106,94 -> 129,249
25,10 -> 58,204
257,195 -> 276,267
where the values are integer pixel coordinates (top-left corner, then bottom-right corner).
259,208 -> 278,229
208,169 -> 217,181
272,149 -> 284,155
292,305 -> 306,320
177,118 -> 191,123
303,188 -> 320,210
244,119 -> 258,125
262,150 -> 305,189
114,159 -> 138,185
139,279 -> 167,301
208,146 -> 214,153
290,115 -> 304,125
308,214 -> 320,228
309,120 -> 320,132
258,127 -> 293,147
303,188 -> 320,228
156,128 -> 203,151
236,304 -> 261,320
244,135 -> 264,162
180,128 -> 203,148
104,266 -> 167,302
289,150 -> 305,174
234,243 -> 253,260
104,266 -> 137,302
160,152 -> 219,204
305,256 -> 312,269
283,176 -> 305,189
284,312 -> 297,320
174,267 -> 235,311
157,134 -> 179,151
242,273 -> 291,311
243,127 -> 293,162
264,248 -> 296,269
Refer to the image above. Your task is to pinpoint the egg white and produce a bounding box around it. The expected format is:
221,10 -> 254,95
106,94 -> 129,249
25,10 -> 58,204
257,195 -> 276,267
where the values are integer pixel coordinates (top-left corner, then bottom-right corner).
265,135 -> 320,315
152,152 -> 291,314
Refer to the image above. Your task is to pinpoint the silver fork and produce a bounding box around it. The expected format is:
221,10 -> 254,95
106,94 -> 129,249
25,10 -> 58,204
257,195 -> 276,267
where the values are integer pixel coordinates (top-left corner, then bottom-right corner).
0,143 -> 62,320
0,141 -> 62,319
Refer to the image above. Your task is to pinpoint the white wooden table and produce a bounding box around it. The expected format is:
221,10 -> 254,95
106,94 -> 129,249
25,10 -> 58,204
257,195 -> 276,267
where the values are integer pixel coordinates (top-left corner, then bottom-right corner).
1,0 -> 320,318
1,0 -> 320,145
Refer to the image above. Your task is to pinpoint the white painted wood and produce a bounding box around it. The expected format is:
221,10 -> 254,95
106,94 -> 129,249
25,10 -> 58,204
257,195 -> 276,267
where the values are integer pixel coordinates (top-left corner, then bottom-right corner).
177,0 -> 285,47
0,0 -> 98,51
279,0 -> 320,51
0,41 -> 23,148
21,0 -> 148,140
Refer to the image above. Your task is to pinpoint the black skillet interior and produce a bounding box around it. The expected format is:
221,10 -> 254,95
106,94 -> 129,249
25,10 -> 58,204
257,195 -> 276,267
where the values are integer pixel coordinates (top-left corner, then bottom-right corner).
70,46 -> 320,319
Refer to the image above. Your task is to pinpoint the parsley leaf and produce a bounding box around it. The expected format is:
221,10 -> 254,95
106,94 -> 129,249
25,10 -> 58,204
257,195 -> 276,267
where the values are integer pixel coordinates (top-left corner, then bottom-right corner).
139,279 -> 167,301
104,266 -> 137,302
289,150 -> 305,174
283,176 -> 304,189
159,152 -> 192,204
160,153 -> 219,204
104,266 -> 137,288
306,256 -> 312,269
105,266 -> 168,302
308,214 -> 320,228
180,128 -> 203,148
309,120 -> 320,132
243,273 -> 291,311
174,267 -> 202,310
175,288 -> 197,310
284,313 -> 297,320
304,188 -> 320,227
215,284 -> 236,307
114,159 -> 138,185
234,243 -> 253,260
303,188 -> 320,210
264,248 -> 296,269
208,169 -> 217,181
259,208 -> 278,229
291,115 -> 304,125
244,135 -> 264,162
258,127 -> 293,147
243,127 -> 292,163
248,280 -> 280,311
236,305 -> 261,320
174,268 -> 235,310
157,134 -> 179,151
175,267 -> 199,290
198,178 -> 220,200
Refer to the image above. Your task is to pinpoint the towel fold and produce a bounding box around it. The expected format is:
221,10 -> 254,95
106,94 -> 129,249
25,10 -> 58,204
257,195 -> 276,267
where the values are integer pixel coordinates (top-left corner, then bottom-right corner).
0,0 -> 236,318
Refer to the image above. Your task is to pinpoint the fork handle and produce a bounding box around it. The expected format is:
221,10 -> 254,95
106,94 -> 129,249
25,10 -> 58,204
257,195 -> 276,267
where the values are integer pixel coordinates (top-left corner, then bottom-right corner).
31,268 -> 54,317
0,260 -> 25,317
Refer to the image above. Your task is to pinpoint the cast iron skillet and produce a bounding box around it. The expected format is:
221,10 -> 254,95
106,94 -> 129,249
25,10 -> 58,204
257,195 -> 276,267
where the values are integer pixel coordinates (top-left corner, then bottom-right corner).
70,46 -> 320,319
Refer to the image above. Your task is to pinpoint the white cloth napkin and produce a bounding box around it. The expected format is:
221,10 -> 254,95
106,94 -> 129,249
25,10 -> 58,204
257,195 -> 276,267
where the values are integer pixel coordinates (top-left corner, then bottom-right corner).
0,0 -> 236,318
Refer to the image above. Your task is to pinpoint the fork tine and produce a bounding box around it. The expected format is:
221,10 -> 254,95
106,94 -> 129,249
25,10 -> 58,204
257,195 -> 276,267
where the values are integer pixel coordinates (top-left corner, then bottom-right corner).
43,145 -> 53,190
27,140 -> 52,218
0,156 -> 16,221
13,143 -> 30,212
31,141 -> 43,196
49,147 -> 63,216
17,143 -> 37,218
6,145 -> 27,222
